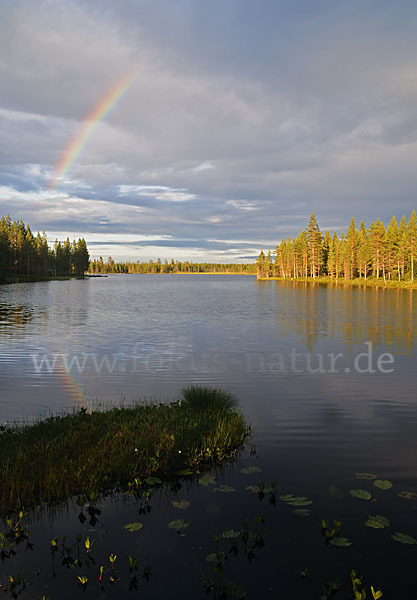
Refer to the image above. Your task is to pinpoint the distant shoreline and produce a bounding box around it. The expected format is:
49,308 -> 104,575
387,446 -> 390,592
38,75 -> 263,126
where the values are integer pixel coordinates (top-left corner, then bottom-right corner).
257,276 -> 417,289
0,275 -> 86,285
87,271 -> 255,276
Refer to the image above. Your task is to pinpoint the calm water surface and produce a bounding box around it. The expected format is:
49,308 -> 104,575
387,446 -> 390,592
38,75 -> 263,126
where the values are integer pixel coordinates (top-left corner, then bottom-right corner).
1,275 -> 417,597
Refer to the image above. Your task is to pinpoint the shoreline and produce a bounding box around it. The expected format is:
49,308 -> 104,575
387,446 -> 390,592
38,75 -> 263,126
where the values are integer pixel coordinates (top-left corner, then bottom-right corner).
0,275 -> 86,285
256,276 -> 417,289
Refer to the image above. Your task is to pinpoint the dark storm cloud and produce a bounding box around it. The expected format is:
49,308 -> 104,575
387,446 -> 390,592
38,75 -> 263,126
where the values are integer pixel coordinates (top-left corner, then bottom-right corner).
1,0 -> 417,259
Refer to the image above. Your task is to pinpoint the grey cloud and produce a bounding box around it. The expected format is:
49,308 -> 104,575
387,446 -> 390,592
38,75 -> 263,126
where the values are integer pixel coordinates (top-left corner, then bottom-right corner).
1,0 -> 417,260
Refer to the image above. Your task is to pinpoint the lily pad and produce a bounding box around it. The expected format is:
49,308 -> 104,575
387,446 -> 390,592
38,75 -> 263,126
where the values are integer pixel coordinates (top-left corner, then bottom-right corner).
293,509 -> 310,517
391,532 -> 417,545
213,485 -> 236,493
329,537 -> 352,547
329,485 -> 344,500
206,552 -> 225,563
124,522 -> 143,532
172,500 -> 190,509
198,474 -> 216,486
176,469 -> 193,476
280,494 -> 312,506
222,529 -> 240,539
246,485 -> 260,493
349,489 -> 372,501
374,479 -> 392,490
145,476 -> 162,485
290,498 -> 313,506
364,515 -> 390,529
355,473 -> 378,480
168,519 -> 189,529
398,491 -> 417,500
241,466 -> 261,475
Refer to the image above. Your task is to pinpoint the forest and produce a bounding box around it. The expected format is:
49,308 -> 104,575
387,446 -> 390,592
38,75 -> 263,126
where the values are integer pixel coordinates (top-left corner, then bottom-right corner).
89,258 -> 256,274
0,216 -> 90,279
257,212 -> 417,282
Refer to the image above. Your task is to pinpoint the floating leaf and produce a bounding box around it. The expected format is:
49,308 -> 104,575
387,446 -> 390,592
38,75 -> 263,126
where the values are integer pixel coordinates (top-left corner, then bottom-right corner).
213,485 -> 236,493
206,552 -> 225,563
293,509 -> 310,517
290,498 -> 313,506
198,474 -> 216,486
145,476 -> 162,485
245,485 -> 260,493
364,515 -> 390,529
349,489 -> 372,501
241,466 -> 261,475
222,529 -> 240,539
374,479 -> 392,490
172,500 -> 190,509
280,494 -> 296,502
176,469 -> 193,476
329,537 -> 352,547
398,491 -> 417,500
280,494 -> 312,506
124,522 -> 143,532
355,473 -> 378,480
391,532 -> 417,545
168,519 -> 189,529
329,485 -> 344,500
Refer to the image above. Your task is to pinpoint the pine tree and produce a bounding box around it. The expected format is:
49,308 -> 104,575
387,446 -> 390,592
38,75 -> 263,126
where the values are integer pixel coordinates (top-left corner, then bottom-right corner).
407,210 -> 417,282
307,214 -> 322,279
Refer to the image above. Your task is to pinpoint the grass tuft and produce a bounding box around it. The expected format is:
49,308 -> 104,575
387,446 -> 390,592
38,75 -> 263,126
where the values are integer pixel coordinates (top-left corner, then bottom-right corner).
181,385 -> 236,411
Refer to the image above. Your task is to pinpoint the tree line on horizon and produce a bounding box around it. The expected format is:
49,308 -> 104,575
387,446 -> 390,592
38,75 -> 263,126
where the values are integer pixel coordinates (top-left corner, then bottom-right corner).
257,212 -> 417,282
89,257 -> 256,274
0,216 -> 90,278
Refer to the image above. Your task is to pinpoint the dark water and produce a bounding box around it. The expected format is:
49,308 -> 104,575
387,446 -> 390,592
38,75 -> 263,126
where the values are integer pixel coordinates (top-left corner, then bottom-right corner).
1,275 -> 417,597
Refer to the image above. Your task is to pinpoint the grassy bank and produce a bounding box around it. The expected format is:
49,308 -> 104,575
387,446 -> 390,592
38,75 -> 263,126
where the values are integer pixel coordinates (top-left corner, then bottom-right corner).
257,276 -> 417,289
0,387 -> 249,515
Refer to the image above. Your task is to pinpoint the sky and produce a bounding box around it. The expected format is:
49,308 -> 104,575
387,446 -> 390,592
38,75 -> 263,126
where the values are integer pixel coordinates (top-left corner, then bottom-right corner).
1,0 -> 417,262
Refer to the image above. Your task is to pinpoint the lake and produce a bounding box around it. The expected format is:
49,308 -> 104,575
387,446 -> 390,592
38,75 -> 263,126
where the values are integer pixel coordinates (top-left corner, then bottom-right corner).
1,275 -> 417,597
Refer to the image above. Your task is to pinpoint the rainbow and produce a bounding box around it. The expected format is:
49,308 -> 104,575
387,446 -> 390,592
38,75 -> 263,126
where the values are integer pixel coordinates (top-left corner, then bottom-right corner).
49,65 -> 140,190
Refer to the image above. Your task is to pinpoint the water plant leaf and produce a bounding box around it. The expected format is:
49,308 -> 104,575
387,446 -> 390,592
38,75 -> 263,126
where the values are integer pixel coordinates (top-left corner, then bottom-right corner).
280,494 -> 296,502
355,473 -> 378,480
280,494 -> 312,506
364,515 -> 390,529
222,529 -> 240,539
374,479 -> 392,490
290,498 -> 313,506
398,491 -> 417,500
245,485 -> 260,493
176,469 -> 193,476
123,522 -> 143,532
391,532 -> 417,544
206,552 -> 225,563
329,485 -> 344,499
198,474 -> 216,486
213,485 -> 236,493
329,537 -> 352,547
145,476 -> 162,485
349,489 -> 371,500
293,509 -> 310,517
241,466 -> 261,475
172,500 -> 190,509
168,519 -> 189,529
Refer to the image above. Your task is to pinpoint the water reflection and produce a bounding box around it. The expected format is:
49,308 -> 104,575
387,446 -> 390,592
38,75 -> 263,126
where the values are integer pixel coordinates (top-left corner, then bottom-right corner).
271,281 -> 417,354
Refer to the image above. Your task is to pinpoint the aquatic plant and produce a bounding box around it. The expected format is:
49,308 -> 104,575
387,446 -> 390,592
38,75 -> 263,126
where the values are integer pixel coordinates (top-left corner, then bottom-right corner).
0,387 -> 249,514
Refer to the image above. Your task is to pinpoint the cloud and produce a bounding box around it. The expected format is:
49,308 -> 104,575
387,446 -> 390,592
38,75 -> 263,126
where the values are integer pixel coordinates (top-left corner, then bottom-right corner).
1,0 -> 417,259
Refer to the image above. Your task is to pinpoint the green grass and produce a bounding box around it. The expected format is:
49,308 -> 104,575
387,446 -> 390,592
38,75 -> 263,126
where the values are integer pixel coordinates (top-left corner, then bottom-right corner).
257,276 -> 417,289
0,387 -> 249,515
